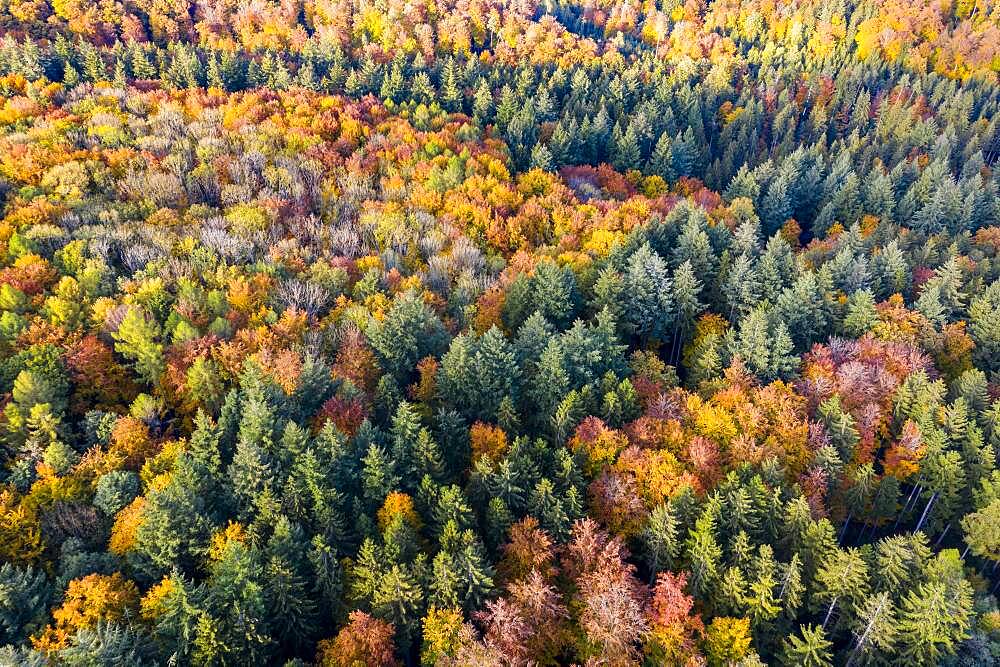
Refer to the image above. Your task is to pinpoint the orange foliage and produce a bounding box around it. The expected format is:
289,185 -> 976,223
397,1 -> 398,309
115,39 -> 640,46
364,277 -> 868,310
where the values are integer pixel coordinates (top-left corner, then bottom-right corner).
883,419 -> 926,480
377,492 -> 422,531
109,496 -> 146,555
315,611 -> 400,667
568,416 -> 630,475
470,422 -> 508,464
32,573 -> 140,653
109,416 -> 155,469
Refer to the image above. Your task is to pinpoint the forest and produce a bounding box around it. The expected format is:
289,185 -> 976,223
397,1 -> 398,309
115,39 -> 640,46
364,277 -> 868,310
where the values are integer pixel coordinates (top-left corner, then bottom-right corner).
0,0 -> 999,664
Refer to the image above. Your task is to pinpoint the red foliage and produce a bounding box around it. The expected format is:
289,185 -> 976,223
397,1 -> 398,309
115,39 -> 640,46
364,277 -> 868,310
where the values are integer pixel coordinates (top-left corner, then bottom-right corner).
63,335 -> 138,413
647,571 -> 704,662
0,255 -> 57,295
315,394 -> 368,437
332,327 -> 380,393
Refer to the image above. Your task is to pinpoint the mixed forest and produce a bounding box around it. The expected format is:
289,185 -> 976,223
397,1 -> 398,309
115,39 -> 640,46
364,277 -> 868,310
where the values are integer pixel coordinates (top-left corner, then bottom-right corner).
1,0 -> 1000,664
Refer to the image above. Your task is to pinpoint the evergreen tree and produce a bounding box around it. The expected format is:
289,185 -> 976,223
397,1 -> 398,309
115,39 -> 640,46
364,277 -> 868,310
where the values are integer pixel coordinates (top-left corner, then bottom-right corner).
779,624 -> 833,667
622,243 -> 674,342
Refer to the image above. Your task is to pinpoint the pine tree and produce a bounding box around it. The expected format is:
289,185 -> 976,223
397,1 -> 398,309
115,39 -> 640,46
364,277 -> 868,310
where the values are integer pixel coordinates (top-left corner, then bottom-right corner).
896,573 -> 973,665
672,209 -> 718,278
622,243 -> 674,342
671,128 -> 699,178
18,39 -> 43,81
530,261 -> 580,330
813,547 -> 870,634
970,281 -> 1000,377
129,45 -> 157,80
846,591 -> 897,665
722,253 -> 761,321
472,79 -> 494,124
648,132 -> 676,182
370,563 -> 425,654
147,571 -> 208,664
530,142 -> 554,172
205,539 -> 273,663
642,502 -> 679,579
685,499 -> 722,599
0,563 -> 50,645
367,290 -> 447,381
439,58 -> 462,112
774,272 -> 829,349
361,443 -> 400,509
264,555 -> 317,653
613,125 -> 642,172
80,43 -> 106,82
779,624 -> 833,667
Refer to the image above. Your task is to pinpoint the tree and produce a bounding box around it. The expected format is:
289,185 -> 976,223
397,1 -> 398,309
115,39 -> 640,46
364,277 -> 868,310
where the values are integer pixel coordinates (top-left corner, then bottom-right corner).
530,143 -> 554,172
642,502 -> 680,578
93,472 -> 140,517
57,622 -> 157,666
438,327 -> 519,423
960,498 -> 1000,563
315,611 -> 399,666
813,547 -> 870,634
774,272 -> 829,349
685,500 -> 722,599
622,243 -> 674,342
420,606 -> 464,665
704,616 -> 751,666
112,306 -> 164,384
970,281 -> 1000,377
846,591 -> 897,665
646,572 -> 703,664
722,253 -> 761,321
613,125 -> 641,172
367,290 -> 447,381
433,526 -> 494,613
0,564 -> 50,645
203,535 -> 273,664
648,133 -> 676,182
140,571 -> 207,664
779,624 -> 833,667
32,573 -> 140,654
476,570 -> 570,663
563,520 -> 649,664
529,261 -> 580,330
896,571 -> 973,665
725,306 -> 798,381
370,564 -> 425,654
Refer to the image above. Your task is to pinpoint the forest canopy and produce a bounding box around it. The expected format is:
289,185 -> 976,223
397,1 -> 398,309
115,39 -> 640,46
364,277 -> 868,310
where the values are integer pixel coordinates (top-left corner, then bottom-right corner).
1,0 -> 1000,665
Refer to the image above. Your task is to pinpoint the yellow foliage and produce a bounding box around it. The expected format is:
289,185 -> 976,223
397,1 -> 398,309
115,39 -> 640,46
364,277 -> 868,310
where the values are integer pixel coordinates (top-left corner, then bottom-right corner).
470,422 -> 509,464
208,521 -> 246,561
140,575 -> 176,621
0,489 -> 44,564
377,492 -> 422,532
704,616 -> 752,666
140,439 -> 184,488
109,496 -> 145,555
690,397 -> 738,444
32,572 -> 139,653
23,474 -> 88,513
421,606 -> 465,664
